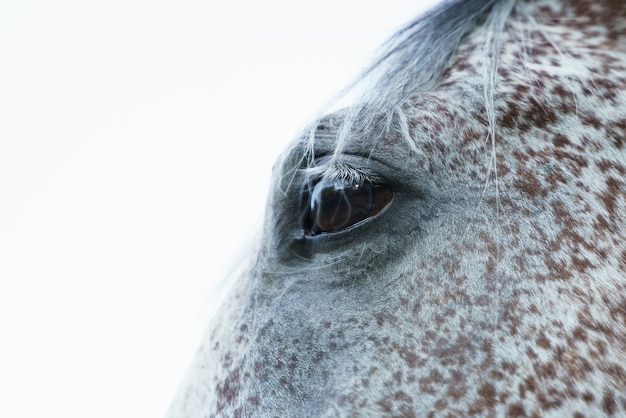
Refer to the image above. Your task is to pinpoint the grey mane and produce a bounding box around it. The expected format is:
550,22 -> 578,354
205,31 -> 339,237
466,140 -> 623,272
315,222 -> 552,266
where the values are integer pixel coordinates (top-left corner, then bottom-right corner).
357,0 -> 512,108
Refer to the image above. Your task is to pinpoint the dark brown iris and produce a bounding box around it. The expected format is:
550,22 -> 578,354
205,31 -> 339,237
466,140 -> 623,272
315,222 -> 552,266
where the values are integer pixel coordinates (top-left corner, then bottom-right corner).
303,178 -> 392,235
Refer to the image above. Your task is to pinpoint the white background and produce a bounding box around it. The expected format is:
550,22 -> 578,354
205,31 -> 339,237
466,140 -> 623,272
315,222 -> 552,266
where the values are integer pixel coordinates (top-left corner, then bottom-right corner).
0,1 -> 439,417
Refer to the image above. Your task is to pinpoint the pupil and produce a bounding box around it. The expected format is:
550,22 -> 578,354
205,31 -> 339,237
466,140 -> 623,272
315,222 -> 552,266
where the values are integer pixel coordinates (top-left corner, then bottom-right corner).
304,178 -> 392,235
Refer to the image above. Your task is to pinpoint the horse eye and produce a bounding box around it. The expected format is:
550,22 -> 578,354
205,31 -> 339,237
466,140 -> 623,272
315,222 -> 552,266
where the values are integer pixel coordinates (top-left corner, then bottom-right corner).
303,178 -> 393,236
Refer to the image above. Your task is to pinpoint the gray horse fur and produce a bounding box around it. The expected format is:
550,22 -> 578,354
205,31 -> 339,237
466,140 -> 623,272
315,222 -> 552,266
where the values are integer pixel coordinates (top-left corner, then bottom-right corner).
170,0 -> 626,415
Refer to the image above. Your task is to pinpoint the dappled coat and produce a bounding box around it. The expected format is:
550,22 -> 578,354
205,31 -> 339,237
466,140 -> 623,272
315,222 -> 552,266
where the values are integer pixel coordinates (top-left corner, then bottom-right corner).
169,0 -> 626,416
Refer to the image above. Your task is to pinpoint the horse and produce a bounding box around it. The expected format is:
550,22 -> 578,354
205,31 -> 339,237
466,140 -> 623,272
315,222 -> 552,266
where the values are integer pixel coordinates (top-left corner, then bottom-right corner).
168,0 -> 626,415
